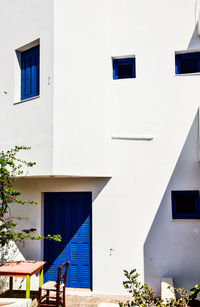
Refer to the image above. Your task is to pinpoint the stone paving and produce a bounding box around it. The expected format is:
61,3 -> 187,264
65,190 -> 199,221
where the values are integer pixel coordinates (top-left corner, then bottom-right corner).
0,289 -> 130,307
65,294 -> 129,307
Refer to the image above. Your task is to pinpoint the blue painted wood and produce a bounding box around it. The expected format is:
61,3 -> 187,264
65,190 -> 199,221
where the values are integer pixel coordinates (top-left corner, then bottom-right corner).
44,192 -> 92,288
21,45 -> 39,100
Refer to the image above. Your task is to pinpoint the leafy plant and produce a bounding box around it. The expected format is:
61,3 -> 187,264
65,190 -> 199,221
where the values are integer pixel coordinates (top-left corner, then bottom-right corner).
0,146 -> 61,246
119,269 -> 165,307
189,284 -> 200,301
120,269 -> 190,307
167,287 -> 190,307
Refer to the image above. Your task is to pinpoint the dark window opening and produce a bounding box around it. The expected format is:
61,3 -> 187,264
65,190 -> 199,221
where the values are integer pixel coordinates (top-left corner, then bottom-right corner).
113,58 -> 136,79
171,191 -> 200,219
175,52 -> 200,75
175,195 -> 196,214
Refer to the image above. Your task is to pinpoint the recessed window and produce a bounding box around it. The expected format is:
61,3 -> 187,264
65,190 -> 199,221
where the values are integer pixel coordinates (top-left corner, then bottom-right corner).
112,57 -> 136,79
175,52 -> 200,75
171,191 -> 200,219
21,45 -> 40,100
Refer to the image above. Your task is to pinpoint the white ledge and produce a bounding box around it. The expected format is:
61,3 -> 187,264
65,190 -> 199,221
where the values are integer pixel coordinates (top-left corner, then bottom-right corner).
14,95 -> 40,105
111,135 -> 154,141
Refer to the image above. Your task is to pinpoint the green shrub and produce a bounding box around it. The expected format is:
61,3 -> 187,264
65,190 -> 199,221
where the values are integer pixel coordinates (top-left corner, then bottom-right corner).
0,146 -> 61,246
120,269 -> 190,307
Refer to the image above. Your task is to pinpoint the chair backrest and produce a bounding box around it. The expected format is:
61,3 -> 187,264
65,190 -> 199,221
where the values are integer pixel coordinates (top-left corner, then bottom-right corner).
56,261 -> 70,290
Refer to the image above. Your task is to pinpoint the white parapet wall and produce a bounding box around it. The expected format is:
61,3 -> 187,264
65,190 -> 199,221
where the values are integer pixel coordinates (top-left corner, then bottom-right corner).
161,278 -> 176,303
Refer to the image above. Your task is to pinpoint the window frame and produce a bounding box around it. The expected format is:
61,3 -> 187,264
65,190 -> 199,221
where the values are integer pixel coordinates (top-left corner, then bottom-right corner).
171,190 -> 200,219
175,51 -> 200,75
112,57 -> 136,80
21,44 -> 40,101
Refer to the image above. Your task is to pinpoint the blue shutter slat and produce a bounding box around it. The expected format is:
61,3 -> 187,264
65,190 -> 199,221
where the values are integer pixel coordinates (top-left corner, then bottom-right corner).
48,264 -> 56,281
82,217 -> 90,238
29,56 -> 32,96
71,243 -> 78,260
82,243 -> 89,259
82,265 -> 90,284
32,47 -> 39,97
27,56 -> 31,98
21,57 -> 25,100
71,265 -> 78,282
60,248 -> 67,259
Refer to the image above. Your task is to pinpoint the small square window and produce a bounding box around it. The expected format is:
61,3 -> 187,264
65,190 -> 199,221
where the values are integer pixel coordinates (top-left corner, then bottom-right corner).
112,57 -> 136,79
21,45 -> 40,100
175,52 -> 200,75
171,191 -> 200,219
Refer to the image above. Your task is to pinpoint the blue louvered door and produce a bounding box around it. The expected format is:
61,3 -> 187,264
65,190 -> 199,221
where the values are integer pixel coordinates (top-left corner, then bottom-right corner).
44,192 -> 92,288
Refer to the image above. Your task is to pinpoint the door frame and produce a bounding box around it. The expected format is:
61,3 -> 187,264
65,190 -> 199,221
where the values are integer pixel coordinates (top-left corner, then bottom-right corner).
42,191 -> 93,290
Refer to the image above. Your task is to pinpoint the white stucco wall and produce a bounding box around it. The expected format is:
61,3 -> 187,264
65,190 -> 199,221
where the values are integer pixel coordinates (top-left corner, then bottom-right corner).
144,112 -> 200,294
52,0 -> 200,248
13,118 -> 200,295
11,176 -> 147,294
51,0 -> 200,293
12,177 -> 111,292
0,0 -> 200,296
53,0 -> 111,177
0,0 -> 54,175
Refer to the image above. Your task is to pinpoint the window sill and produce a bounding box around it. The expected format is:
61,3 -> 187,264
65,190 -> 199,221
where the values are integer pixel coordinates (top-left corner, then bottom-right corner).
14,95 -> 40,105
111,135 -> 154,141
175,72 -> 200,76
172,218 -> 200,221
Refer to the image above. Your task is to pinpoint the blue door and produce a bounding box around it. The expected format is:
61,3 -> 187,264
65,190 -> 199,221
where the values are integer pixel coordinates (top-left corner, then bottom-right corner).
44,192 -> 92,288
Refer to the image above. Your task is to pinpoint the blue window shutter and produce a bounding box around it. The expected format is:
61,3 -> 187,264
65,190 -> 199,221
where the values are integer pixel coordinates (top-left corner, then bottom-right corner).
175,56 -> 179,75
21,45 -> 39,100
21,52 -> 31,99
32,46 -> 39,97
21,56 -> 26,100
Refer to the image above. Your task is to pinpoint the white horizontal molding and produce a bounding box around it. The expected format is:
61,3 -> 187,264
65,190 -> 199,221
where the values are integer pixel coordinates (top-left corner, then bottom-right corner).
111,135 -> 154,141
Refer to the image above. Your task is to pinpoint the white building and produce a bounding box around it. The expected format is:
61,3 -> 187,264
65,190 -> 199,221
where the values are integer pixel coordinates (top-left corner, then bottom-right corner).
0,0 -> 200,295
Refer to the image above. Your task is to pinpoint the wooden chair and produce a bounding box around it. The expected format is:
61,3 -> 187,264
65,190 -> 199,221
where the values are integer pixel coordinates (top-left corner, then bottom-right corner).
38,261 -> 69,307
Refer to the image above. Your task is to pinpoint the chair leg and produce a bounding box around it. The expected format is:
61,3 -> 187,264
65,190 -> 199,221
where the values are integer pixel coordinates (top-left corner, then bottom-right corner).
46,290 -> 50,304
63,287 -> 65,307
38,287 -> 42,307
56,296 -> 59,307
